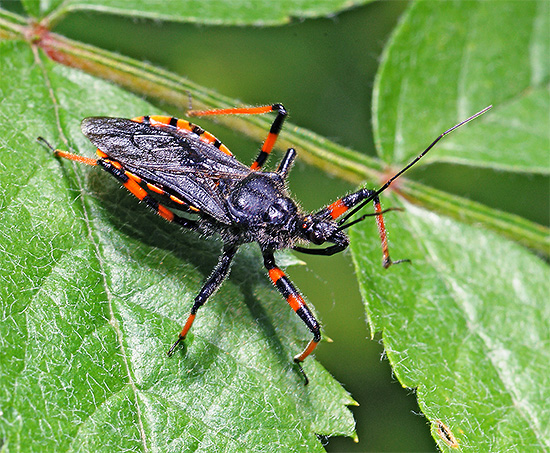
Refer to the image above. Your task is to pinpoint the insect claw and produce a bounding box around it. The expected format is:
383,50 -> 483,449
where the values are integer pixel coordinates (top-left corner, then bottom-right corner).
37,136 -> 55,152
383,257 -> 412,269
294,359 -> 310,386
167,336 -> 184,357
186,91 -> 193,111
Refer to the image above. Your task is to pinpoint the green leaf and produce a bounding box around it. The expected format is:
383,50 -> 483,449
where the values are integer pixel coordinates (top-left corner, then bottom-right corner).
1,1 -> 548,450
28,0 -> 375,27
350,201 -> 550,450
373,0 -> 550,174
350,0 -> 550,449
0,41 -> 355,451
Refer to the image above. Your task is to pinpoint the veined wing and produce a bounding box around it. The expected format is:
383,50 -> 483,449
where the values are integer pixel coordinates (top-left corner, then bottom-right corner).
82,117 -> 250,223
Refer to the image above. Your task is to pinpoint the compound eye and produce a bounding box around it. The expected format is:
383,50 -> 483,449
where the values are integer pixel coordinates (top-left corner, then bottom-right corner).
309,233 -> 323,245
307,228 -> 325,245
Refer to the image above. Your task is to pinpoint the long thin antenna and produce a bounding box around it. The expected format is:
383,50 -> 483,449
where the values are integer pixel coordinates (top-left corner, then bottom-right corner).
338,105 -> 492,225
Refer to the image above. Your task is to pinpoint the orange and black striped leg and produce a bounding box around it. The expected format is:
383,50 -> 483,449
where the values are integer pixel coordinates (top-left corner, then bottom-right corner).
187,104 -> 288,170
39,138 -> 199,230
38,137 -> 99,166
312,188 -> 407,267
329,190 -> 396,267
168,244 -> 238,356
96,159 -> 199,230
371,195 -> 409,269
335,190 -> 406,267
263,252 -> 320,384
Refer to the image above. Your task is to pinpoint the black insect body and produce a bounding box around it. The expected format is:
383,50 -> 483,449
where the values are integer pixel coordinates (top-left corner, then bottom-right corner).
40,103 -> 490,382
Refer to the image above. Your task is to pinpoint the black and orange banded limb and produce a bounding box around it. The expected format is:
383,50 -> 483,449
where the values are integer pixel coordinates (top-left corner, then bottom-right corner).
133,115 -> 233,156
167,313 -> 195,357
187,104 -> 288,170
37,137 -> 198,230
38,137 -> 99,167
39,104 -> 491,385
264,252 -> 320,384
167,244 -> 238,357
294,187 -> 408,266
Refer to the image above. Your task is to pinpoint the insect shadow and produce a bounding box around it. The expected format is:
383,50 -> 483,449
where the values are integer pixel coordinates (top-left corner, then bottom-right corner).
84,169 -> 295,371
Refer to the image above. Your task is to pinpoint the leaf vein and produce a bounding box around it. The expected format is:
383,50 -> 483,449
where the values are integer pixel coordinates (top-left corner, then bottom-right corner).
34,47 -> 150,452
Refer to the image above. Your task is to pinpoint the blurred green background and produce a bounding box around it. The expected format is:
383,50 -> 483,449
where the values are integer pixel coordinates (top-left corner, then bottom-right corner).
36,1 -> 548,451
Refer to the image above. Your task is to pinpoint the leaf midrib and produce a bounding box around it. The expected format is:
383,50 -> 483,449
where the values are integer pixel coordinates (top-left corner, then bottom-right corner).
34,43 -> 150,452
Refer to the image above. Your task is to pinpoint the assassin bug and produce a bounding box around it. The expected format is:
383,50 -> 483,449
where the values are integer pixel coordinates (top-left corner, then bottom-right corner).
39,103 -> 491,382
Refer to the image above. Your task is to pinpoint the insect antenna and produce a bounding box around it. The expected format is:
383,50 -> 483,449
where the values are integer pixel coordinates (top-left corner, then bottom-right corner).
337,105 -> 492,227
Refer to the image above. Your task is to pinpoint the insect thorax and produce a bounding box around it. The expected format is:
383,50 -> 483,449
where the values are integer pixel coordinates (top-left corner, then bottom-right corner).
224,172 -> 302,249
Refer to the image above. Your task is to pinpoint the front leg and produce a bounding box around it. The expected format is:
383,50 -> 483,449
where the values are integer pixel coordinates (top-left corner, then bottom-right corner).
323,189 -> 405,268
167,243 -> 238,356
263,252 -> 320,383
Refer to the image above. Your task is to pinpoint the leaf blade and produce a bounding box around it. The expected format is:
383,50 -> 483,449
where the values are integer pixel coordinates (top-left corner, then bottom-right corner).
0,41 -> 355,450
373,0 -> 550,174
350,201 -> 550,450
353,0 -> 550,448
38,0 -> 375,27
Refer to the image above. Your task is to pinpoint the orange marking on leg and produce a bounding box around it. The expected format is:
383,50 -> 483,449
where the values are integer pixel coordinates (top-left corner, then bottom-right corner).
268,267 -> 285,284
123,178 -> 148,200
54,150 -> 98,166
188,105 -> 273,117
158,204 -> 175,221
96,149 -> 108,158
327,199 -> 348,219
287,294 -> 304,312
294,338 -> 319,362
250,161 -> 260,171
179,313 -> 196,338
261,132 -> 277,153
374,200 -> 391,267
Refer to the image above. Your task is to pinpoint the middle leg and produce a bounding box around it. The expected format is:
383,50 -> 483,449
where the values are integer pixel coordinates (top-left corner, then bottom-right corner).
167,243 -> 239,356
263,251 -> 320,382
